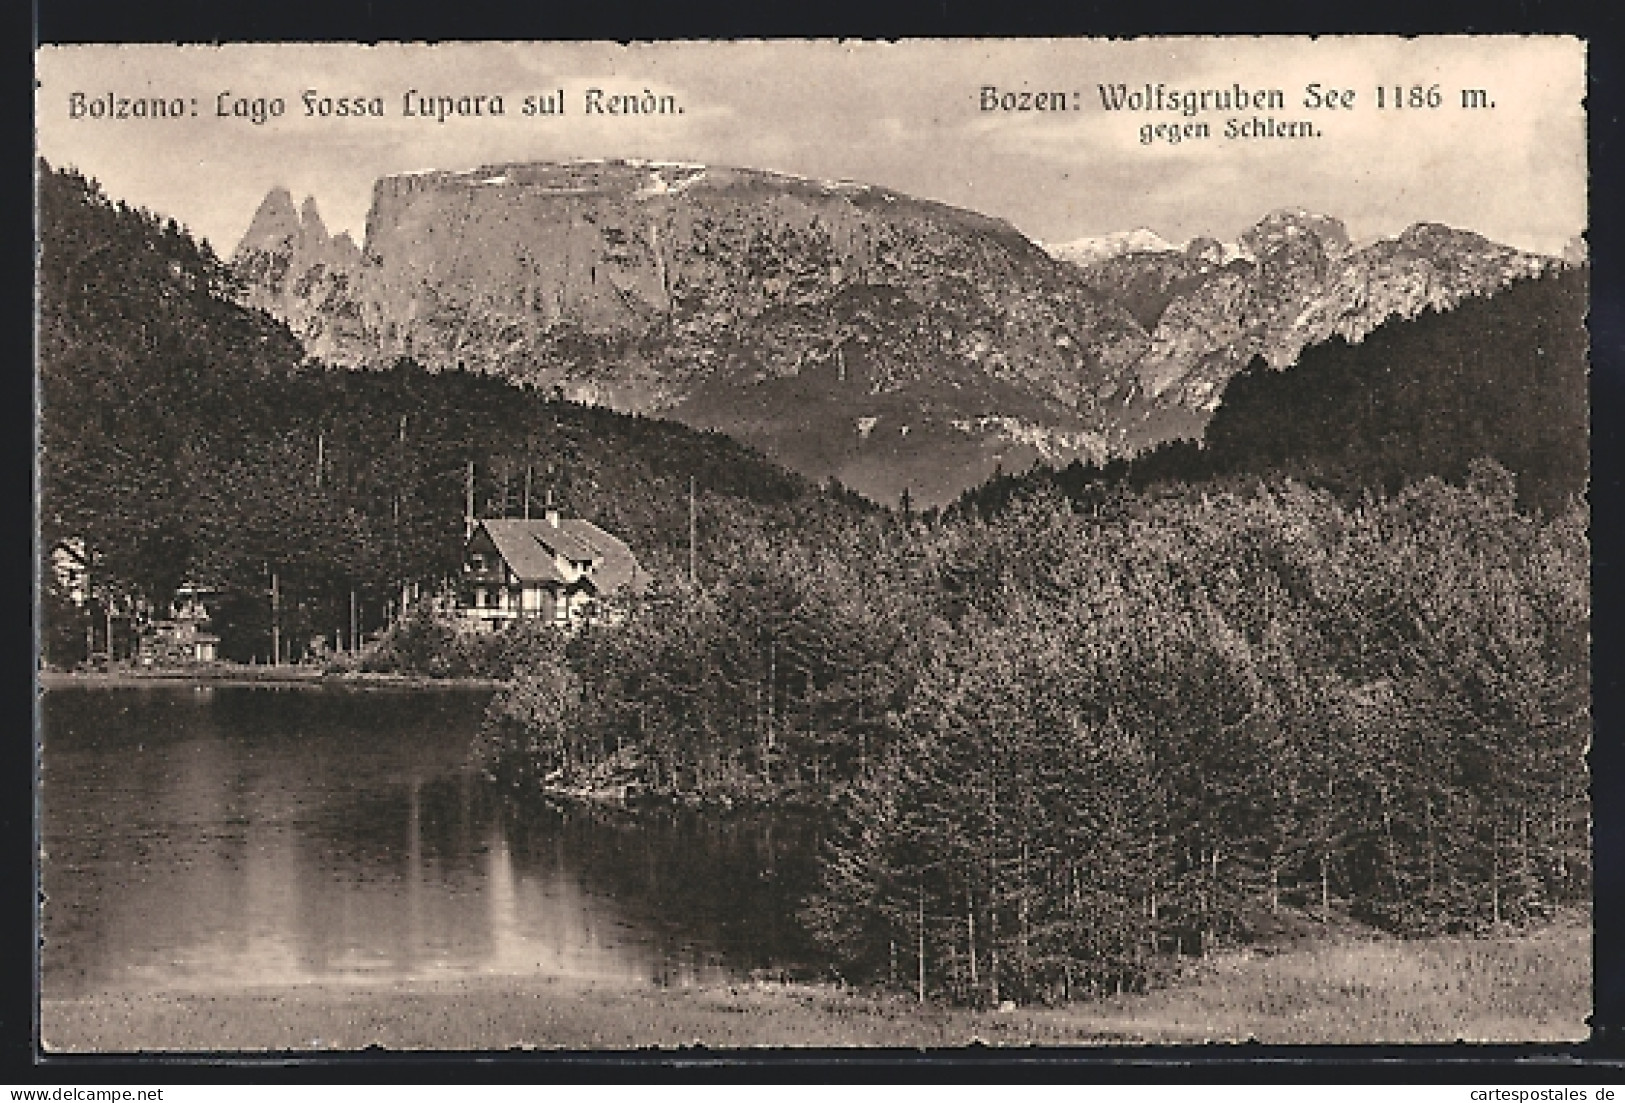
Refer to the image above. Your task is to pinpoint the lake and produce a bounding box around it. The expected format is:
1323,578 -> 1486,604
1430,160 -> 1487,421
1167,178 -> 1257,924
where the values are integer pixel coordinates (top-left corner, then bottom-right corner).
39,685 -> 822,999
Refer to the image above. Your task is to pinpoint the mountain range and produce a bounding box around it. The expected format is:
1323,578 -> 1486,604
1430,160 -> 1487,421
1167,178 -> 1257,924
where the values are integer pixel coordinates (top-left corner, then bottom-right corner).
235,160 -> 1563,506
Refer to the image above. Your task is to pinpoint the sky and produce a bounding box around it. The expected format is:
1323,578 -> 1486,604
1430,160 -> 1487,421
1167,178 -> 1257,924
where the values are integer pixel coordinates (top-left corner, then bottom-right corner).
36,37 -> 1586,257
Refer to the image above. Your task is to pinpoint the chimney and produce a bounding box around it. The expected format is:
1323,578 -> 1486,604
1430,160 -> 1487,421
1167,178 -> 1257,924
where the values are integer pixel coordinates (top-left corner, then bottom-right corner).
546,507 -> 560,528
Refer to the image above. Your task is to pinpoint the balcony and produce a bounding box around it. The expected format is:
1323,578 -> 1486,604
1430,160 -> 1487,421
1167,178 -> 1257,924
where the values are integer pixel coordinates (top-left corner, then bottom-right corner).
462,567 -> 509,585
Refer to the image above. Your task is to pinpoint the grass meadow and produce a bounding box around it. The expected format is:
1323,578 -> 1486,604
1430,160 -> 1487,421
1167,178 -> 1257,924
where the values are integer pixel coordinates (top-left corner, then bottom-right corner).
42,909 -> 1590,1050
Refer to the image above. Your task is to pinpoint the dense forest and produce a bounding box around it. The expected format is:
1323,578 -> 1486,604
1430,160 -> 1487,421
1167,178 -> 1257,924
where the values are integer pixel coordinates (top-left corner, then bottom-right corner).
473,467 -> 1588,1000
38,162 -> 1590,1006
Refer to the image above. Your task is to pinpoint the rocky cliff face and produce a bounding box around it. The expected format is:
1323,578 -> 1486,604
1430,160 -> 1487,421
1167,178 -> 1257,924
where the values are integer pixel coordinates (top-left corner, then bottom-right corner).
236,161 -> 1154,506
1065,210 -> 1559,434
236,163 -> 1558,506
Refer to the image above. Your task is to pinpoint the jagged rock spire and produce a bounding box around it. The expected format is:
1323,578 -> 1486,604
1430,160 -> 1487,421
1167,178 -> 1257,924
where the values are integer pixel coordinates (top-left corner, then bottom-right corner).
299,196 -> 330,247
235,186 -> 300,258
1239,209 -> 1351,262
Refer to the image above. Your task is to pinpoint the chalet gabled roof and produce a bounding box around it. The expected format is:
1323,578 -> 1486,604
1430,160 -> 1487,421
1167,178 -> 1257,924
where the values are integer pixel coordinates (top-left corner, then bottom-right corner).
559,518 -> 643,595
52,537 -> 89,567
479,520 -> 570,584
475,518 -> 643,595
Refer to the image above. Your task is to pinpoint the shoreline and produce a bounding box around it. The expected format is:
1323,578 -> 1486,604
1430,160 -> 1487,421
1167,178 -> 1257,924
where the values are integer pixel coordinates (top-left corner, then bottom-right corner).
38,668 -> 507,691
40,915 -> 1590,1051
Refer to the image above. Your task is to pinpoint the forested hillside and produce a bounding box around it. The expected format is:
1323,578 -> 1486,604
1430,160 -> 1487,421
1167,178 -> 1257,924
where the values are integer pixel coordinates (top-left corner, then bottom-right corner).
38,163 -> 866,663
954,267 -> 1588,518
476,469 -> 1589,1002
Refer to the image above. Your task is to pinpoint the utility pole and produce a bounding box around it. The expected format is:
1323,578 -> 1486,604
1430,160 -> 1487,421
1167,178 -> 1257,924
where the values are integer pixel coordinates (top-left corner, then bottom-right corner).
349,589 -> 358,653
394,415 -> 407,526
464,460 -> 476,541
315,428 -> 325,489
523,463 -> 533,520
270,570 -> 281,666
766,638 -> 776,756
917,879 -> 927,1004
688,476 -> 697,585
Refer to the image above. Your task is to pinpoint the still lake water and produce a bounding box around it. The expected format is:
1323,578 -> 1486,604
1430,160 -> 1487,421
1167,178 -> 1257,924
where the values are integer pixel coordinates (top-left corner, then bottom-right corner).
40,686 -> 821,998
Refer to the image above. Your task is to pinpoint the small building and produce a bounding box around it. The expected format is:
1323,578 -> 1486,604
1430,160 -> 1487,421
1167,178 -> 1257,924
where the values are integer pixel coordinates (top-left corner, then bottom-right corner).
188,633 -> 220,664
50,537 -> 91,606
139,583 -> 220,665
459,510 -> 643,631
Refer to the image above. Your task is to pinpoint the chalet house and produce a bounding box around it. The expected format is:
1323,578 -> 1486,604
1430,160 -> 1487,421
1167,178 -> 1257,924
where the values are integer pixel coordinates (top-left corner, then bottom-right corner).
460,510 -> 643,630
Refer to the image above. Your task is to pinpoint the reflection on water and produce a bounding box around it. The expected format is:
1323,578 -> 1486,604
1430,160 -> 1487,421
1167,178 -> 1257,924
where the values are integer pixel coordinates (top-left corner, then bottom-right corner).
39,686 -> 820,998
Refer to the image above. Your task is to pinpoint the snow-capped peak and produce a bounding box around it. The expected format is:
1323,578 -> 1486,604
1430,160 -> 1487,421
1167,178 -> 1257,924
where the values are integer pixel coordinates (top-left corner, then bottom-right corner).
1045,228 -> 1179,267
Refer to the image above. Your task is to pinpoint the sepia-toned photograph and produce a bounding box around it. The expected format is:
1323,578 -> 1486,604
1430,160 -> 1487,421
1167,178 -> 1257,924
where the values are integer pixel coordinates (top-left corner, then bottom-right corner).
33,37 -> 1590,1052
